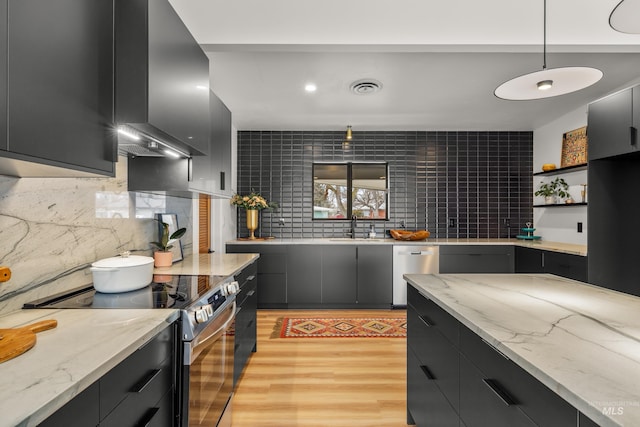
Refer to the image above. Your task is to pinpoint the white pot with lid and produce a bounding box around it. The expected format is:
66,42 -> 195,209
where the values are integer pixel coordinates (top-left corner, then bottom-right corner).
90,252 -> 154,293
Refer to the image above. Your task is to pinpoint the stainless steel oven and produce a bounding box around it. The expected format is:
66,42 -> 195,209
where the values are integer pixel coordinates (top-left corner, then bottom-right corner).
181,295 -> 236,427
24,273 -> 240,427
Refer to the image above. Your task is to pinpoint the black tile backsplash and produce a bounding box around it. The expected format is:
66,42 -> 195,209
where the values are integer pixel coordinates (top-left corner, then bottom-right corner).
236,131 -> 533,239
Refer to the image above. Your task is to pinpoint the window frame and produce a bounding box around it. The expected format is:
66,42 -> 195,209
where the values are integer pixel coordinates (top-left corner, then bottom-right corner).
312,161 -> 389,221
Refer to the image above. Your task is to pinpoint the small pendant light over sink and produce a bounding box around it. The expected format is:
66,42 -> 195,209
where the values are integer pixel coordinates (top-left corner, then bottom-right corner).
494,0 -> 603,100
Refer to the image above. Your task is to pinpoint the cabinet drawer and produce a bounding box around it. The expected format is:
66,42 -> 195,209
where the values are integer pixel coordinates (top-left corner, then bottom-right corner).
100,386 -> 174,427
460,354 -> 536,427
236,272 -> 258,309
408,306 -> 460,412
460,326 -> 576,427
39,381 -> 100,427
407,346 -> 459,427
235,261 -> 257,288
407,285 -> 459,347
100,326 -> 175,418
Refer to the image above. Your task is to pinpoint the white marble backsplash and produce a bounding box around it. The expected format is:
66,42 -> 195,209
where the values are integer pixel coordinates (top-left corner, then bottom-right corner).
0,157 -> 193,314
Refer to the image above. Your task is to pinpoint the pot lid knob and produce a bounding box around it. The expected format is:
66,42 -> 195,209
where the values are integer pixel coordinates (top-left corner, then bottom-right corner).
120,251 -> 131,258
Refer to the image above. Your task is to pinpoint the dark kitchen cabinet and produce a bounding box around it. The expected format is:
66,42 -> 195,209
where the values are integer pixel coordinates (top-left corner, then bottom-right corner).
115,0 -> 209,156
440,245 -> 514,273
587,87 -> 638,160
588,156 -> 640,297
356,245 -> 392,307
2,0 -> 116,177
407,283 -> 591,427
39,324 -> 176,427
227,244 -> 287,308
209,90 -> 232,196
233,260 -> 258,388
38,382 -> 100,427
287,246 -> 322,305
321,245 -> 357,305
579,412 -> 601,427
515,246 -> 587,282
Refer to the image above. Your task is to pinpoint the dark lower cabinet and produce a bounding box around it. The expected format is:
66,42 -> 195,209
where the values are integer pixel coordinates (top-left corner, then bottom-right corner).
515,246 -> 588,282
38,382 -> 100,427
407,284 -> 601,427
440,245 -> 514,273
39,324 -> 176,426
459,354 -> 537,427
321,245 -> 357,304
227,244 -> 287,308
227,243 -> 392,308
407,347 -> 459,427
356,245 -> 392,307
234,261 -> 258,388
287,246 -> 322,305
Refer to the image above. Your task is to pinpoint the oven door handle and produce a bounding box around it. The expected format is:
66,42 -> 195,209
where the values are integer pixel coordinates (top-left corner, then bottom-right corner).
184,301 -> 236,365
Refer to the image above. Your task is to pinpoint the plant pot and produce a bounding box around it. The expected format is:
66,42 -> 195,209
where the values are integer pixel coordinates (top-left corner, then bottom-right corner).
90,255 -> 154,293
544,196 -> 557,205
153,251 -> 174,268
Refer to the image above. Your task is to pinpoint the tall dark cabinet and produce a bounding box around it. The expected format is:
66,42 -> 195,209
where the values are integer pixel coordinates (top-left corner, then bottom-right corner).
588,84 -> 640,297
1,0 -> 116,176
588,87 -> 639,160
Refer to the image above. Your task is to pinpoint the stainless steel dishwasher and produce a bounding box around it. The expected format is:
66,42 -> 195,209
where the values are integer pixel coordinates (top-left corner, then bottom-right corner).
392,245 -> 439,306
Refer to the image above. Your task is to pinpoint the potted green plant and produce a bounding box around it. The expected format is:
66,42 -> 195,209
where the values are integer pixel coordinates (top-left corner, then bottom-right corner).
151,221 -> 187,267
534,177 -> 570,205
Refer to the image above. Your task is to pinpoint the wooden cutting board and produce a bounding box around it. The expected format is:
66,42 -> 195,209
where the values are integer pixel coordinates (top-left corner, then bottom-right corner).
0,319 -> 58,363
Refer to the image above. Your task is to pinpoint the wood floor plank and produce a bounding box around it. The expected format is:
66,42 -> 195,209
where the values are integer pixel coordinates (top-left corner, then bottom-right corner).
231,309 -> 412,427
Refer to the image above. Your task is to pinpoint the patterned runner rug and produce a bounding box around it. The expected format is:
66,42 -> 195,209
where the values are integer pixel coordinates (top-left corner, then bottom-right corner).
276,317 -> 407,338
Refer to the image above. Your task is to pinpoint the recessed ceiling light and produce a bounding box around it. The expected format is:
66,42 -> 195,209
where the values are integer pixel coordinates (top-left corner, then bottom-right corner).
305,83 -> 317,93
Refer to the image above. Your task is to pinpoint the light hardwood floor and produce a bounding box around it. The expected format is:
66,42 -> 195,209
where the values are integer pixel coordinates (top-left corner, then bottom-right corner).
231,309 -> 411,427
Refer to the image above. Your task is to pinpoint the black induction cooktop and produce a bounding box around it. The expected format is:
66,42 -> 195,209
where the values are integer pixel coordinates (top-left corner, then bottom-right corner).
23,274 -> 226,310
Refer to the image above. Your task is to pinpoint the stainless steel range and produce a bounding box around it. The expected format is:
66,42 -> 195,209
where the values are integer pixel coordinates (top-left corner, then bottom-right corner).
24,274 -> 239,427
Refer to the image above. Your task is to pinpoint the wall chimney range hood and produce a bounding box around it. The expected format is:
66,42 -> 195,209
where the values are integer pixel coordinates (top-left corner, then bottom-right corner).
115,0 -> 210,158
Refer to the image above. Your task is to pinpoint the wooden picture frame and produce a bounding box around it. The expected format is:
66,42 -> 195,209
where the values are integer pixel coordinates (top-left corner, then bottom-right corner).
157,213 -> 183,263
561,126 -> 588,168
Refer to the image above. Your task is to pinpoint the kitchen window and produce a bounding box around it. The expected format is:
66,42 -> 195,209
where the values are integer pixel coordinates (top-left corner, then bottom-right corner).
313,162 -> 388,220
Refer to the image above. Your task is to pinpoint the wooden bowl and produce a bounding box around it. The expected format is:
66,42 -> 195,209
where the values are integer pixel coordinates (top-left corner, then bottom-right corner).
389,229 -> 430,241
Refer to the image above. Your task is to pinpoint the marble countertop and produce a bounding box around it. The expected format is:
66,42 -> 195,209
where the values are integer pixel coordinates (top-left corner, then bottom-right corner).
0,308 -> 179,427
404,273 -> 640,427
227,238 -> 587,256
153,252 -> 259,276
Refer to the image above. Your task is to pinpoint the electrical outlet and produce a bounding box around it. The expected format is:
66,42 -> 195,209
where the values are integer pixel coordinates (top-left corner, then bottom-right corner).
577,222 -> 583,233
449,218 -> 456,228
503,218 -> 511,227
278,218 -> 285,226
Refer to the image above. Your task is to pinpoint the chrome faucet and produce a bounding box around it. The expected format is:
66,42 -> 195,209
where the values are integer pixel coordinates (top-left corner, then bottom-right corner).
349,215 -> 357,239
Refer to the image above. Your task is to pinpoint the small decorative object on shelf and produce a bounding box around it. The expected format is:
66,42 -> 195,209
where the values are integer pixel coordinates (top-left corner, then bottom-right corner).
581,184 -> 587,203
535,177 -> 570,205
561,126 -> 588,168
231,191 -> 277,240
516,222 -> 541,240
541,163 -> 556,171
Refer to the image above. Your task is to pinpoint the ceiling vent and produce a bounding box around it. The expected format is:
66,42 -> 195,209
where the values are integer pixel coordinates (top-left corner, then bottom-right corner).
349,79 -> 383,95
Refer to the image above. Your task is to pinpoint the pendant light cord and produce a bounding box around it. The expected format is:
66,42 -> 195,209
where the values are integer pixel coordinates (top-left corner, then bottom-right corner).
543,0 -> 547,70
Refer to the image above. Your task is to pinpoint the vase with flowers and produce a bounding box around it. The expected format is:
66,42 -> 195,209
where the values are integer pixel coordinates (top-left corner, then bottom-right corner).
231,191 -> 277,239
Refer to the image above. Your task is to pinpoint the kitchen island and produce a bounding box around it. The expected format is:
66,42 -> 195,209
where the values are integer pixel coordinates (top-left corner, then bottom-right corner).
405,273 -> 640,427
0,308 -> 178,427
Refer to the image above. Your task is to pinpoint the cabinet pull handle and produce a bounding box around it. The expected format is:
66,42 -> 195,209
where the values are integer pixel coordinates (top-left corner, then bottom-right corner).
482,379 -> 515,406
132,369 -> 161,393
481,338 -> 510,360
140,407 -> 160,427
247,275 -> 256,281
418,315 -> 433,327
247,289 -> 256,297
631,126 -> 638,146
420,365 -> 436,380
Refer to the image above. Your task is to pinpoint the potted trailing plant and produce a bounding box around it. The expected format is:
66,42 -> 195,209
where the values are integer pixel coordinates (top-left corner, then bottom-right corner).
535,177 -> 570,205
151,220 -> 186,267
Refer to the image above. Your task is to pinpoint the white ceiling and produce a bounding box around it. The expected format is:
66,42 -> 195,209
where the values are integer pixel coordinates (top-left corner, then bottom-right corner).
168,0 -> 640,131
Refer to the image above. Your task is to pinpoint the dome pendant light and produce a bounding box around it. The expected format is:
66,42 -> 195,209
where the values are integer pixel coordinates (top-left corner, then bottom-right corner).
494,0 -> 603,100
609,0 -> 640,34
